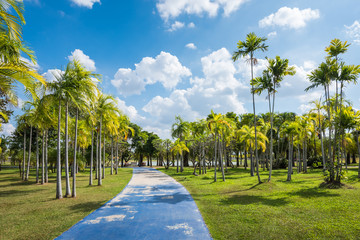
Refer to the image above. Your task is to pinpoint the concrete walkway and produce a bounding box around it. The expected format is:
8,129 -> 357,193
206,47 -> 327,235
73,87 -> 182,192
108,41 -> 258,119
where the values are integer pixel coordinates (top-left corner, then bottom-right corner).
56,168 -> 212,240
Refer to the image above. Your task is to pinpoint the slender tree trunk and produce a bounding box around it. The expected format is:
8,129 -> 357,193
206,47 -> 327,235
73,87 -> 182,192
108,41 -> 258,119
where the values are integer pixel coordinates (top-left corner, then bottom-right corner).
95,131 -> 98,179
319,112 -> 326,171
251,54 -> 261,184
41,131 -> 45,184
304,140 -> 308,173
22,130 -> 26,180
72,108 -> 79,197
115,141 -> 119,174
269,92 -> 274,181
89,129 -> 93,185
45,130 -> 49,183
35,129 -> 39,183
98,115 -> 102,186
214,135 -> 217,182
287,136 -> 292,181
176,153 -> 179,173
356,131 -> 360,178
25,126 -> 32,181
102,131 -> 105,179
219,138 -> 225,181
56,98 -> 63,199
64,101 -> 71,197
250,144 -> 254,176
111,137 -> 113,175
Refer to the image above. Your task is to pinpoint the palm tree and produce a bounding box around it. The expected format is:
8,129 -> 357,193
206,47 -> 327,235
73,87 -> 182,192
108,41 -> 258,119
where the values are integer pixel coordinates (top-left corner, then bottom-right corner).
306,59 -> 337,182
0,1 -> 45,121
171,140 -> 189,173
232,32 -> 268,184
265,56 -> 296,180
282,120 -> 301,181
171,116 -> 189,172
94,93 -> 119,186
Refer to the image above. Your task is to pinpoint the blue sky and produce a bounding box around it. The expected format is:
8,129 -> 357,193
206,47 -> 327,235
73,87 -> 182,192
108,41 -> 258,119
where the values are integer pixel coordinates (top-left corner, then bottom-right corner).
3,0 -> 360,138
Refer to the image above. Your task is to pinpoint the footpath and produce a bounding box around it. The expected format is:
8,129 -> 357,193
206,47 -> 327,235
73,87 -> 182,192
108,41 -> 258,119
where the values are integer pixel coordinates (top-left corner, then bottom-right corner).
56,168 -> 212,239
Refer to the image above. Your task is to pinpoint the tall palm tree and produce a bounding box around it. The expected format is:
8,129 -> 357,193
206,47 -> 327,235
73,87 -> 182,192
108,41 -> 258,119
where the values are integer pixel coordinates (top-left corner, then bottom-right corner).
94,93 -> 119,186
282,120 -> 301,181
232,32 -> 268,184
171,116 -> 189,172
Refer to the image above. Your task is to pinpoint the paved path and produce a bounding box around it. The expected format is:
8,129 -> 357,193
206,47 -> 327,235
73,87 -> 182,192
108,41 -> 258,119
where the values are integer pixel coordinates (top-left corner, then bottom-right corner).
57,168 -> 212,240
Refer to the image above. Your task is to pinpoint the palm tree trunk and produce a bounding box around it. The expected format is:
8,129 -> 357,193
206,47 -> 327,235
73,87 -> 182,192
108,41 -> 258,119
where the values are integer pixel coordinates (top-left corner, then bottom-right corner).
304,140 -> 308,173
268,91 -> 274,181
287,136 -> 292,181
111,137 -> 113,175
214,135 -> 217,182
45,130 -> 49,183
251,55 -> 261,184
319,111 -> 326,171
180,153 -> 183,172
116,141 -> 119,174
250,144 -> 254,176
64,101 -> 71,197
25,126 -> 32,181
356,131 -> 360,178
56,98 -> 63,199
95,131 -> 98,179
176,153 -> 179,173
98,115 -> 102,186
89,129 -> 93,185
22,129 -> 26,180
72,108 -> 78,197
41,130 -> 45,184
219,138 -> 225,181
35,129 -> 39,183
324,85 -> 334,182
102,131 -> 105,179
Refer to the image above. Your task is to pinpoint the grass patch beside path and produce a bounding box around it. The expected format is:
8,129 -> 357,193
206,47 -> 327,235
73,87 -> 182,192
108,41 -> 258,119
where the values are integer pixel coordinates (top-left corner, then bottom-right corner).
159,167 -> 360,240
0,167 -> 133,240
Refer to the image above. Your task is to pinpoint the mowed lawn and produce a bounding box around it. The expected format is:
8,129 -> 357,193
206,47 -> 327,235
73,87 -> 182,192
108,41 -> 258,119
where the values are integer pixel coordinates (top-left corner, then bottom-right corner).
160,167 -> 360,240
0,167 -> 133,240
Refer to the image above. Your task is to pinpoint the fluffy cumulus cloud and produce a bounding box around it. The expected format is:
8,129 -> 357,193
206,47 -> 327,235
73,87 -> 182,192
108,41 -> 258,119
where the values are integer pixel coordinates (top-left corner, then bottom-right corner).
345,20 -> 360,44
185,43 -> 197,49
115,97 -> 145,123
142,48 -> 248,138
68,49 -> 96,71
111,51 -> 191,96
70,0 -> 100,8
259,7 -> 320,29
168,21 -> 185,31
43,69 -> 64,82
156,0 -> 248,21
1,123 -> 15,137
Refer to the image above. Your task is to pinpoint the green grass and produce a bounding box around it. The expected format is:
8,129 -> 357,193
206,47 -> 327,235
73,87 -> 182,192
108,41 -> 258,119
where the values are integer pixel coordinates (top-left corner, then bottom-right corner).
159,167 -> 360,240
0,167 -> 133,240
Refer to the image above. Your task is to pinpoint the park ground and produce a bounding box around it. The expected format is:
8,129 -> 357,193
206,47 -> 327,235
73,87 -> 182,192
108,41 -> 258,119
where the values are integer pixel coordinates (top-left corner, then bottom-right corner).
1,165 -> 360,240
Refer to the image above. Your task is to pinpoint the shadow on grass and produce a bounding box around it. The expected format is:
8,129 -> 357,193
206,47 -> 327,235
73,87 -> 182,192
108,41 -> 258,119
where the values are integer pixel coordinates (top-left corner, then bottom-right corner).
220,194 -> 289,207
0,188 -> 45,197
68,201 -> 104,213
289,187 -> 340,198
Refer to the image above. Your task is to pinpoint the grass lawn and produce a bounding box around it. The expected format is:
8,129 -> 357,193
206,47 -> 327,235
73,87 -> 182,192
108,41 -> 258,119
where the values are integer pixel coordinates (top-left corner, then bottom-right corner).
0,167 -> 133,240
159,167 -> 360,240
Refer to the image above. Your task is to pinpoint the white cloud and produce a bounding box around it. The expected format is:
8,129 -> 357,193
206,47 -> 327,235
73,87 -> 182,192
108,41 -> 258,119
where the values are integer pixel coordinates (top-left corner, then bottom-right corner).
188,22 -> 195,28
168,21 -> 185,31
70,0 -> 100,8
156,0 -> 248,21
111,51 -> 191,96
259,7 -> 320,29
115,97 -> 145,123
267,31 -> 277,38
185,43 -> 197,49
142,48 -> 248,139
43,69 -> 64,82
345,20 -> 360,45
1,123 -> 15,137
68,49 -> 96,71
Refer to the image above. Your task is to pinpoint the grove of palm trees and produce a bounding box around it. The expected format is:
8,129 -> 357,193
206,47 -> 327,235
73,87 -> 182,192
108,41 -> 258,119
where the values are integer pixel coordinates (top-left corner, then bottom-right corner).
1,1 -> 360,239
